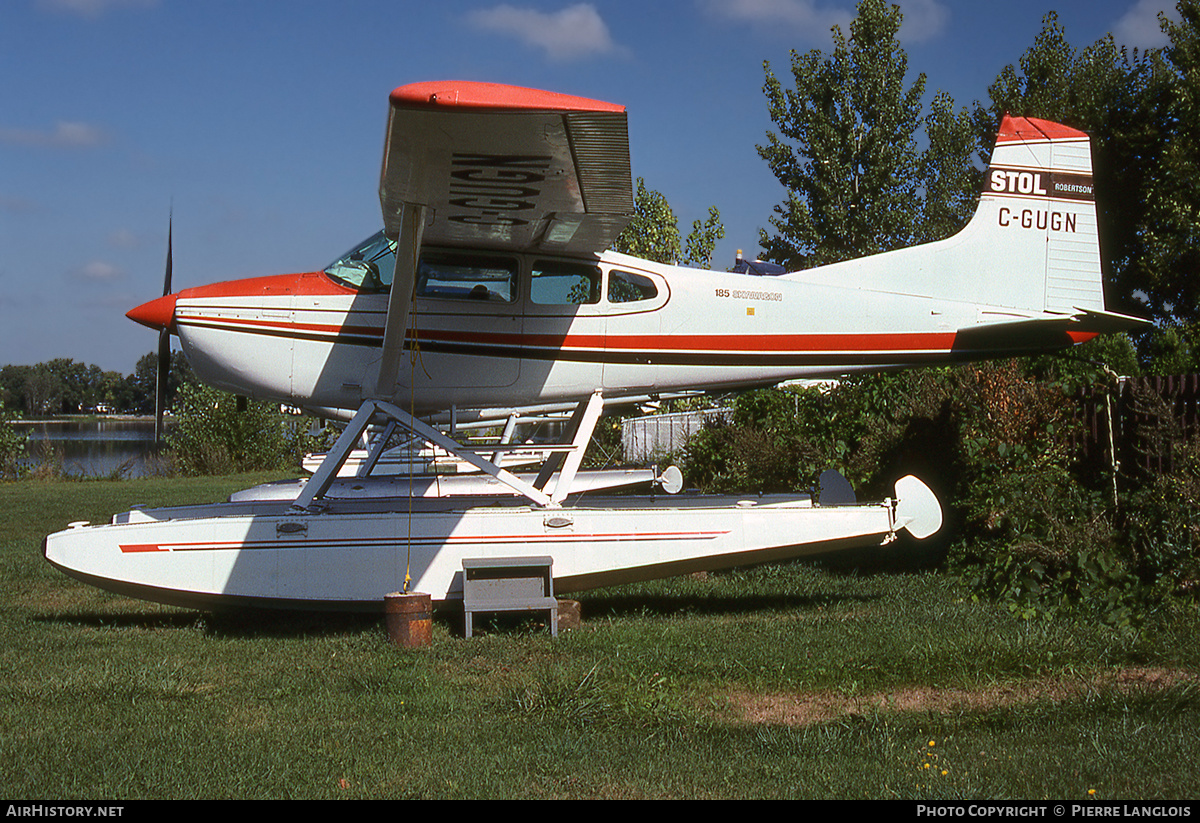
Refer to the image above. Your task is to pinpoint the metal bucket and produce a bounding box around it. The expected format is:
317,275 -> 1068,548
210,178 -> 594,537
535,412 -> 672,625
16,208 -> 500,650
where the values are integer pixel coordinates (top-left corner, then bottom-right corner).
384,592 -> 432,647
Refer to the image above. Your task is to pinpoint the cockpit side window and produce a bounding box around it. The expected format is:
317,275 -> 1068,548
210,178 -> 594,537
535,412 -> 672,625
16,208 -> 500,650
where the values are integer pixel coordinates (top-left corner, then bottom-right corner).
323,231 -> 396,292
324,233 -> 518,302
416,253 -> 518,303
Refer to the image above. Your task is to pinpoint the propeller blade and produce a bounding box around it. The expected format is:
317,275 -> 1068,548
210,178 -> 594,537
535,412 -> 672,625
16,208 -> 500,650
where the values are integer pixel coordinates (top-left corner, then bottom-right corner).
163,213 -> 173,296
155,214 -> 173,443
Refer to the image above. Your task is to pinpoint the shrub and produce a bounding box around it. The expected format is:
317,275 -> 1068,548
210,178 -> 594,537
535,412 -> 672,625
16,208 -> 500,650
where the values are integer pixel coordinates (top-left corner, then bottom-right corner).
0,402 -> 28,480
1119,383 -> 1200,598
680,360 -> 1182,623
168,383 -> 323,476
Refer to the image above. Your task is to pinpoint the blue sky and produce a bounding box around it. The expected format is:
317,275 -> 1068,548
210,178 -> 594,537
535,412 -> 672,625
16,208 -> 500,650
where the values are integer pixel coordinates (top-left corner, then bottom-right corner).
0,0 -> 1180,374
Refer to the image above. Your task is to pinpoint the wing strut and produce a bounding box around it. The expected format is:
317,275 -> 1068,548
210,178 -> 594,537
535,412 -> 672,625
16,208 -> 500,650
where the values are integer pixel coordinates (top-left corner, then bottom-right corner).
376,202 -> 426,398
290,393 -> 609,511
548,390 -> 605,504
292,399 -> 555,510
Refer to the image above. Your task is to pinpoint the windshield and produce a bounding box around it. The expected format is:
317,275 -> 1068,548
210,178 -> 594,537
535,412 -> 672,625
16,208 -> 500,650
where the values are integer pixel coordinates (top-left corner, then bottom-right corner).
324,231 -> 396,291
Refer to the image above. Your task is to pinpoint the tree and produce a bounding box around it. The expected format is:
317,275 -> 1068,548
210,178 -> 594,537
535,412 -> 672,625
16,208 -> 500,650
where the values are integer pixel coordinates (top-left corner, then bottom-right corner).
612,177 -> 725,267
132,349 -> 195,415
1145,0 -> 1200,329
684,206 -> 726,269
757,0 -> 984,268
0,401 -> 28,480
613,178 -> 681,264
918,92 -> 992,243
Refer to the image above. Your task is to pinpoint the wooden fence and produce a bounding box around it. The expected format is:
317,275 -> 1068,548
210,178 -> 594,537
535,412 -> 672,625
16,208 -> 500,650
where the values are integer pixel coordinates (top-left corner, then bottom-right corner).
1076,373 -> 1200,482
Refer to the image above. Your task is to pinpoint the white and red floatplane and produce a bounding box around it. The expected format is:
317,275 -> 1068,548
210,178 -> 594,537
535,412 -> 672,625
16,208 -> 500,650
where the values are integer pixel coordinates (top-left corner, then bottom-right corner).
44,81 -> 1142,610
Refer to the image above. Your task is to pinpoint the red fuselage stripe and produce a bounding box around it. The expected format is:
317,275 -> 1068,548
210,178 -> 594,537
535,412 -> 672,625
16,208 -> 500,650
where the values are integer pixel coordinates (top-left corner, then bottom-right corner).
119,530 -> 729,553
176,312 -> 958,354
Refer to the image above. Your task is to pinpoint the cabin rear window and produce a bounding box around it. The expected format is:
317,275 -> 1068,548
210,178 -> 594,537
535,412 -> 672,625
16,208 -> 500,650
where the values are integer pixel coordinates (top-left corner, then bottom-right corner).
531,261 -> 601,305
608,270 -> 658,303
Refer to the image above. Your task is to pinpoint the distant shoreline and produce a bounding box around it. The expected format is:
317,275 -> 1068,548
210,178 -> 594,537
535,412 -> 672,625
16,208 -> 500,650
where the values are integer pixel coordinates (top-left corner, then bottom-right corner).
9,415 -> 165,425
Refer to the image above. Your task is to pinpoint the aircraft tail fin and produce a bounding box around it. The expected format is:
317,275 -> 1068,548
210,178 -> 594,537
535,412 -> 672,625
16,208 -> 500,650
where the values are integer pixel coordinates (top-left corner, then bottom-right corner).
971,114 -> 1105,315
784,115 -> 1121,321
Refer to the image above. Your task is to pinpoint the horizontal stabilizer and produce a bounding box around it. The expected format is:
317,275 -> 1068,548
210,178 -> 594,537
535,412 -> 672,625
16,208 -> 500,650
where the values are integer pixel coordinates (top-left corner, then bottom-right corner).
1069,307 -> 1152,333
954,308 -> 1150,354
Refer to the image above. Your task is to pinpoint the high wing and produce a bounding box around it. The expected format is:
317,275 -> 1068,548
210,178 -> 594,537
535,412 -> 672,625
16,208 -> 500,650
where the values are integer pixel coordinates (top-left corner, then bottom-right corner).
381,81 -> 634,253
374,81 -> 635,396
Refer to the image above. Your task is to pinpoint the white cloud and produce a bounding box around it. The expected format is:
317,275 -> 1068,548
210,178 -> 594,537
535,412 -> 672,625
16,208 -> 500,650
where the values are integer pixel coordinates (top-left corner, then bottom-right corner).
70,261 -> 125,283
702,0 -> 852,40
466,3 -> 625,61
0,121 -> 109,149
108,229 -> 142,249
35,0 -> 157,18
895,0 -> 949,43
702,0 -> 948,44
1112,0 -> 1177,50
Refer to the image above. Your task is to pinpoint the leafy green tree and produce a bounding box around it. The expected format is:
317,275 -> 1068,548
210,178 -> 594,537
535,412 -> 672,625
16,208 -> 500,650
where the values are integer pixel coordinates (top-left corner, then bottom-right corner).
24,364 -> 60,416
757,0 -> 984,268
1143,1 -> 1200,331
918,92 -> 992,243
132,349 -> 195,415
683,206 -> 726,269
612,178 -> 681,264
612,177 -> 724,267
0,365 -> 31,414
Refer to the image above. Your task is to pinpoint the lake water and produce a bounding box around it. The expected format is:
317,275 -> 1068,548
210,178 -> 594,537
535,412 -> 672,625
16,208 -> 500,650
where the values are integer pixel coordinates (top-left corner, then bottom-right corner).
16,419 -> 165,478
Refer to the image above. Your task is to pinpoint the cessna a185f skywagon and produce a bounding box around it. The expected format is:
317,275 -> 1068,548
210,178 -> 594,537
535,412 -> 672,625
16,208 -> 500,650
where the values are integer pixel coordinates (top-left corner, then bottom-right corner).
44,81 -> 1143,611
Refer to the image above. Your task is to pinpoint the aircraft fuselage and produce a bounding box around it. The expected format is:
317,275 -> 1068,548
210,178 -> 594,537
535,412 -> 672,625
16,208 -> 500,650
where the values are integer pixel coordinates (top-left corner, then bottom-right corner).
149,243 -> 1066,419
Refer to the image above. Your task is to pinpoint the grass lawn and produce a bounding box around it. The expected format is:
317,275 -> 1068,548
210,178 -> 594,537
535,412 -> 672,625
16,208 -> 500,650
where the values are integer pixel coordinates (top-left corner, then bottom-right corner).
2,476 -> 1198,799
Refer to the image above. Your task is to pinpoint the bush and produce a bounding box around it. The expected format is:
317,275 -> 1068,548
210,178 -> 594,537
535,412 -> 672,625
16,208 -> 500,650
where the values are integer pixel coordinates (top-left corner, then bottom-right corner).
1119,383 -> 1200,598
682,369 -> 960,500
0,402 -> 28,480
168,383 -> 323,476
679,359 -> 1199,624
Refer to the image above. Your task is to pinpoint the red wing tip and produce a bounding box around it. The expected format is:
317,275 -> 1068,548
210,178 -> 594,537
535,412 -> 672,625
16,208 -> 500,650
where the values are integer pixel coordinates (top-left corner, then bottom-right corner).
390,81 -> 625,114
997,114 -> 1088,143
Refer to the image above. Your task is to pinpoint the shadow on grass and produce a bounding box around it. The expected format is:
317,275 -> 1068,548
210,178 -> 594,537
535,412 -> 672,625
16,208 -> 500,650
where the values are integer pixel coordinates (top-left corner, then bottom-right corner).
32,558 -> 901,638
30,609 -> 204,631
200,608 -> 385,638
576,588 -> 882,619
32,605 -> 385,638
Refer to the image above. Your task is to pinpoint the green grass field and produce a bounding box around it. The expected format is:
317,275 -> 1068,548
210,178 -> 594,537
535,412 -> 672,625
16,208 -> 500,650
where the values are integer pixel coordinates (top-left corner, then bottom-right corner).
2,476 -> 1198,799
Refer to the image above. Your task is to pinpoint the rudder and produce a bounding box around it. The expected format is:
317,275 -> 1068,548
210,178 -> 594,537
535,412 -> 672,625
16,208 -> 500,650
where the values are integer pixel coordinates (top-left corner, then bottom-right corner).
978,115 -> 1104,315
